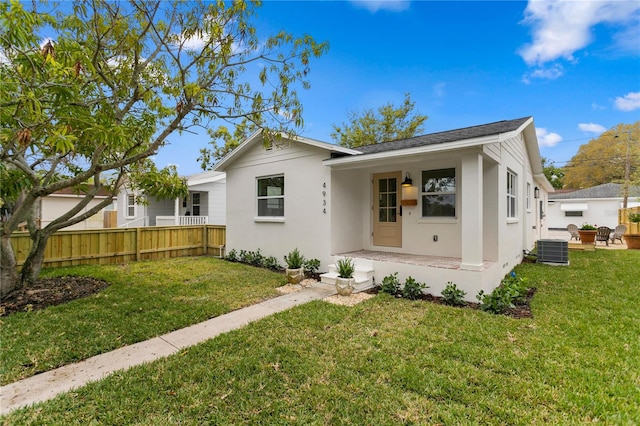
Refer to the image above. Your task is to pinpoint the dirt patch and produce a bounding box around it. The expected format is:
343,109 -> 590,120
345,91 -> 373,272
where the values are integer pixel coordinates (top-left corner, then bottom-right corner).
324,292 -> 375,306
1,276 -> 110,317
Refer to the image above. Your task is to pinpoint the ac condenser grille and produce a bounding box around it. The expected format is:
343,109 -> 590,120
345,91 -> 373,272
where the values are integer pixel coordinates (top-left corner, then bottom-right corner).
537,239 -> 569,265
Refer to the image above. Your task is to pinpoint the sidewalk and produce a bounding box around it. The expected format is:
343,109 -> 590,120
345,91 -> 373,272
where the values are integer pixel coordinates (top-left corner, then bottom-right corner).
0,283 -> 336,415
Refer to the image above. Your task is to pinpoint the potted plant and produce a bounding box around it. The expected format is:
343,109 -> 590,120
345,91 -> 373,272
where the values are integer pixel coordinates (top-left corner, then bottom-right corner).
335,257 -> 355,296
284,248 -> 305,284
578,223 -> 598,244
624,213 -> 640,250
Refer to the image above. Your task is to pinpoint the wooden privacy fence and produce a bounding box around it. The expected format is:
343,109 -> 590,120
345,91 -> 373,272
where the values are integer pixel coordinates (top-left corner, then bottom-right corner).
10,225 -> 226,268
618,206 -> 640,234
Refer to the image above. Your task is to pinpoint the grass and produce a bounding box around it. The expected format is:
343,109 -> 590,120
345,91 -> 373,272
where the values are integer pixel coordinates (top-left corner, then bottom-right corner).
3,250 -> 640,424
0,257 -> 286,386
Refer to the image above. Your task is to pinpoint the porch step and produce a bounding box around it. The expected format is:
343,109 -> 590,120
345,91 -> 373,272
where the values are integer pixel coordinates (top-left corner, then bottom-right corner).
319,257 -> 375,293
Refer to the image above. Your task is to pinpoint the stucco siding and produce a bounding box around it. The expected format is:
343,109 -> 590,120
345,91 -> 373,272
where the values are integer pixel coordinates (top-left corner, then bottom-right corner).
41,196 -> 108,230
547,198 -> 624,230
226,142 -> 333,269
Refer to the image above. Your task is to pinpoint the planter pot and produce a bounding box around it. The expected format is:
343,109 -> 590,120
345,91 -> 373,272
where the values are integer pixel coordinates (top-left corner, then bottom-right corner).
285,268 -> 304,284
578,230 -> 597,244
623,234 -> 640,250
335,277 -> 355,296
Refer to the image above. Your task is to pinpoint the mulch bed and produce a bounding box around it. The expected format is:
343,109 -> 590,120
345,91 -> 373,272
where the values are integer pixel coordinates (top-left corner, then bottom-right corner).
1,276 -> 110,317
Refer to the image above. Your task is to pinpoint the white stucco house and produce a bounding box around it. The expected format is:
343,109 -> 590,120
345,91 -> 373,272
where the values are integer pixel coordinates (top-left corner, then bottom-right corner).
547,183 -> 640,231
117,170 -> 226,227
214,117 -> 553,301
39,188 -> 114,230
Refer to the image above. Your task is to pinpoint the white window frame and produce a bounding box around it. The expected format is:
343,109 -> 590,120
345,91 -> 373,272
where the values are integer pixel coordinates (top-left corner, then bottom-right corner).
507,170 -> 517,219
256,174 -> 285,219
526,182 -> 531,212
126,194 -> 136,218
191,192 -> 200,216
420,168 -> 456,218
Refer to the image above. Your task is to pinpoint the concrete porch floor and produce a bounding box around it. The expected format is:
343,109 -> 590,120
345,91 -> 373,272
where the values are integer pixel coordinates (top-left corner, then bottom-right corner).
337,250 -> 496,270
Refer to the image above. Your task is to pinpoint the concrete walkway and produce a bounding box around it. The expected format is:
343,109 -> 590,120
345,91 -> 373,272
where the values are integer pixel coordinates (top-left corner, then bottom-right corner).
0,283 -> 336,415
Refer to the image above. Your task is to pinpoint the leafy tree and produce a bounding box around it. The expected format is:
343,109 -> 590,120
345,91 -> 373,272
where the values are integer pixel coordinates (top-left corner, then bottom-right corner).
331,93 -> 428,148
563,122 -> 639,190
0,0 -> 327,296
541,157 -> 565,189
198,118 -> 258,170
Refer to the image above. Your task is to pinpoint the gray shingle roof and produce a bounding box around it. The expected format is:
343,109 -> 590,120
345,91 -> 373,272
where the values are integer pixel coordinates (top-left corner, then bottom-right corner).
353,117 -> 532,155
549,183 -> 640,199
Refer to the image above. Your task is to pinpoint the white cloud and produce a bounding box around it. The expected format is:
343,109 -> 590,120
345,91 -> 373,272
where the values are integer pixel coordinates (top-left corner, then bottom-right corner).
614,92 -> 640,111
350,0 -> 411,13
578,122 -> 606,134
432,82 -> 446,98
536,128 -> 562,147
519,0 -> 640,66
522,63 -> 564,83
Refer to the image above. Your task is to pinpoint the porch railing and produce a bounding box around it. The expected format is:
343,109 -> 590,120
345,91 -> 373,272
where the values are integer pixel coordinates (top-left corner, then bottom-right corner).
156,215 -> 209,226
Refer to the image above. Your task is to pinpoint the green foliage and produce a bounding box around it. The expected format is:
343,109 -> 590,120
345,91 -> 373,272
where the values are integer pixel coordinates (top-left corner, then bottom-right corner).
225,249 -> 238,262
303,258 -> 321,274
541,157 -> 565,189
379,272 -> 401,295
238,249 -> 265,267
628,213 -> 640,223
331,93 -> 428,148
198,119 -> 259,170
335,257 -> 355,278
284,248 -> 305,269
580,223 -> 597,230
563,122 -> 639,189
476,273 -> 529,314
441,282 -> 467,306
402,276 -> 427,300
263,256 -> 281,271
0,0 -> 328,291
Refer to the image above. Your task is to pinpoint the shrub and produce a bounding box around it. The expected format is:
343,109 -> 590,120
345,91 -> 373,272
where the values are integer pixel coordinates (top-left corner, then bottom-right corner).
441,282 -> 467,306
304,259 -> 321,275
477,273 -> 529,314
263,255 -> 281,271
284,248 -> 305,269
402,276 -> 427,300
225,249 -> 238,262
335,257 -> 355,278
379,272 -> 400,295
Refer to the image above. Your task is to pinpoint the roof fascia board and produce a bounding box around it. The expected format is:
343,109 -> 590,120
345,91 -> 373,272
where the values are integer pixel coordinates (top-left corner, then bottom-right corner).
188,173 -> 226,186
323,134 -> 499,167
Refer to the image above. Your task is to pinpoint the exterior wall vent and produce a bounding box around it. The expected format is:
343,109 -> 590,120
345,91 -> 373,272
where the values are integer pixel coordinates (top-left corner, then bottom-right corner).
537,239 -> 569,265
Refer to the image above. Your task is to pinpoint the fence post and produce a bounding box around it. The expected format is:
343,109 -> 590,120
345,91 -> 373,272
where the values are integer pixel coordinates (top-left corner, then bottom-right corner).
136,227 -> 141,261
203,224 -> 208,255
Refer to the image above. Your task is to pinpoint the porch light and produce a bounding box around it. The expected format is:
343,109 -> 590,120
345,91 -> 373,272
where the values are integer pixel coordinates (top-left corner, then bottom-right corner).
401,172 -> 413,187
534,186 -> 540,199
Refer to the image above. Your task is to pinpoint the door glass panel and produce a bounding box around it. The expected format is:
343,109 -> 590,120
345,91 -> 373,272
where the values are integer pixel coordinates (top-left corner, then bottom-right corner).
379,179 -> 387,192
379,194 -> 387,207
389,208 -> 397,222
379,208 -> 387,222
388,178 -> 396,192
389,193 -> 396,207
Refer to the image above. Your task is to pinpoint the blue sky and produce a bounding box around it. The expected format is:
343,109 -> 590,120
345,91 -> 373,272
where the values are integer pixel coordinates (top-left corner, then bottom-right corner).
155,0 -> 640,175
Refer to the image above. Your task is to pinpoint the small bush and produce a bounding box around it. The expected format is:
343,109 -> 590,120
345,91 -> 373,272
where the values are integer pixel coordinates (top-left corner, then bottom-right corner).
304,259 -> 321,275
263,255 -> 281,271
477,272 -> 529,314
225,249 -> 238,262
284,248 -> 305,269
379,272 -> 400,295
402,276 -> 427,300
441,282 -> 467,306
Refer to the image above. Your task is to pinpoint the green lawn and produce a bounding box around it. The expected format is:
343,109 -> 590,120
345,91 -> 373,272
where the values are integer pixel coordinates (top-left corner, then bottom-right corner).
3,250 -> 640,424
0,257 -> 286,386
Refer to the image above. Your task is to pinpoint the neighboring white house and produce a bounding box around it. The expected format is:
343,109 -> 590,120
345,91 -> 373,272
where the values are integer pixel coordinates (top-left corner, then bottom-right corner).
39,188 -> 114,230
117,171 -> 226,227
547,183 -> 640,230
214,117 -> 553,301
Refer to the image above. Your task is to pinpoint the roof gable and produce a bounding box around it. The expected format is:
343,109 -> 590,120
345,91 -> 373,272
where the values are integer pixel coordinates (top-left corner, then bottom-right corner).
549,183 -> 640,200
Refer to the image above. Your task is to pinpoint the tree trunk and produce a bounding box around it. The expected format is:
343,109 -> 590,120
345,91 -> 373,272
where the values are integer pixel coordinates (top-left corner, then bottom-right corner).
0,234 -> 20,297
19,230 -> 48,287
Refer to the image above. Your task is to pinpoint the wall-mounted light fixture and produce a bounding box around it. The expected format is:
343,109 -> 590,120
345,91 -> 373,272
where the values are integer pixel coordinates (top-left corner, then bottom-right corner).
401,172 -> 413,187
534,186 -> 540,199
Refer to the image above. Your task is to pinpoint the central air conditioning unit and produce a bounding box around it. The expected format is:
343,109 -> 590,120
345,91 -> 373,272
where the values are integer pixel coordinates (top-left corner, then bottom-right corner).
536,239 -> 569,265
